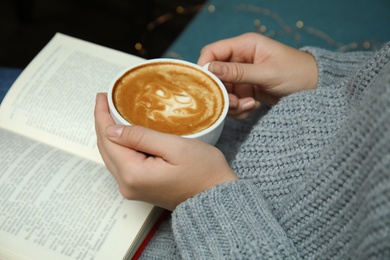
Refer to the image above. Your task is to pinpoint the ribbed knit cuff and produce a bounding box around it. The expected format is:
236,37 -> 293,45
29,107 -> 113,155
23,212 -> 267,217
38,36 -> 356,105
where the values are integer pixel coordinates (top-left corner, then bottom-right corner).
300,47 -> 373,89
172,180 -> 299,259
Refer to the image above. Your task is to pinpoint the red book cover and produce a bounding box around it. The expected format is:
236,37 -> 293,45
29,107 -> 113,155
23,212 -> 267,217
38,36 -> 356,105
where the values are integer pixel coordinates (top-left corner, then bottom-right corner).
132,210 -> 170,259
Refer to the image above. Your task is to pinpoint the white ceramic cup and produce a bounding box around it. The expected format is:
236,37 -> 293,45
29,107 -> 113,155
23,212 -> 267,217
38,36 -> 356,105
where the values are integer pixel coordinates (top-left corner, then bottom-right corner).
107,58 -> 229,146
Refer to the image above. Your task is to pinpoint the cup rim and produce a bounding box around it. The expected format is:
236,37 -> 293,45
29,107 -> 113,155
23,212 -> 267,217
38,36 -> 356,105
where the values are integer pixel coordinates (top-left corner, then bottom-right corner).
107,58 -> 229,138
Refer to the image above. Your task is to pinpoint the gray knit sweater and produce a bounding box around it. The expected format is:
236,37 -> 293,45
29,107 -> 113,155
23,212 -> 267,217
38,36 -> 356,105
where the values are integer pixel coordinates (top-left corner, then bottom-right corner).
140,43 -> 390,259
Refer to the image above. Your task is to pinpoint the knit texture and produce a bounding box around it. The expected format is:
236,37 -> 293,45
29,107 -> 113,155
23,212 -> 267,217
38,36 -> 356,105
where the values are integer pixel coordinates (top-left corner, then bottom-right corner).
140,43 -> 390,259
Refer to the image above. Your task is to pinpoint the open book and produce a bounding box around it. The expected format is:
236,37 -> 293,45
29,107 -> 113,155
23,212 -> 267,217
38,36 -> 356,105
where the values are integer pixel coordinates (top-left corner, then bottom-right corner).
0,33 -> 165,260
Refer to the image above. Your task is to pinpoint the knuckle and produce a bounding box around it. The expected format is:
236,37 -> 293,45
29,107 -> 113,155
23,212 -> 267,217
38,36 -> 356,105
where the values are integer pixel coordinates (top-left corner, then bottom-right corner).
96,127 -> 108,149
200,44 -> 213,56
122,125 -> 146,149
230,63 -> 245,83
118,186 -> 136,200
117,171 -> 139,200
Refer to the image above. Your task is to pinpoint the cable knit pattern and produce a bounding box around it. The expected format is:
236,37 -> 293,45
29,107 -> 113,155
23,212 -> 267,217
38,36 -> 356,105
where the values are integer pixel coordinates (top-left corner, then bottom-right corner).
140,43 -> 390,259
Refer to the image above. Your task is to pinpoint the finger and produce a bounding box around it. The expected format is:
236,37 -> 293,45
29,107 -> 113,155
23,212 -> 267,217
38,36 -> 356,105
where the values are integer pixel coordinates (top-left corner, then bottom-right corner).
197,33 -> 259,66
94,93 -> 120,172
105,124 -> 187,163
94,93 -> 144,176
228,97 -> 260,120
232,83 -> 262,100
103,126 -> 150,169
94,93 -> 112,157
94,92 -> 114,133
229,110 -> 256,121
208,61 -> 266,86
228,94 -> 239,110
239,97 -> 260,111
197,38 -> 234,66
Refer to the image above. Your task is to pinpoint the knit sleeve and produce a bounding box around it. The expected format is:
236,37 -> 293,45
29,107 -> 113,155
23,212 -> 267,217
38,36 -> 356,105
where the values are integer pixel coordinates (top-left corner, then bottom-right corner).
300,47 -> 373,89
171,180 -> 300,259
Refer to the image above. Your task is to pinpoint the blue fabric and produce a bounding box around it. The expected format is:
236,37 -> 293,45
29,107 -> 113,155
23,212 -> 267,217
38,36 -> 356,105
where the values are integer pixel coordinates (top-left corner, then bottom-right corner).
2,0 -> 389,101
164,0 -> 390,63
0,67 -> 22,104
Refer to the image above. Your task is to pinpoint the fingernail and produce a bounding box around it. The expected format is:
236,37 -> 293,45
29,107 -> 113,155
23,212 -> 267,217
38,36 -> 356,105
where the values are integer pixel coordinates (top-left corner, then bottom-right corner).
106,125 -> 124,138
96,92 -> 106,102
210,62 -> 226,77
242,100 -> 257,110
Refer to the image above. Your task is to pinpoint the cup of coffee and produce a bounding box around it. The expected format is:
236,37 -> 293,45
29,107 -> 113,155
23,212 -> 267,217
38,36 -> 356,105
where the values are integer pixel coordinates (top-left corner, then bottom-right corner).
107,58 -> 229,145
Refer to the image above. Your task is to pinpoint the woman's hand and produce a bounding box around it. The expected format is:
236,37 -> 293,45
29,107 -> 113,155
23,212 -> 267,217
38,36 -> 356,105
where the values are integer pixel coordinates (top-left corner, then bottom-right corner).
198,33 -> 318,120
94,93 -> 238,211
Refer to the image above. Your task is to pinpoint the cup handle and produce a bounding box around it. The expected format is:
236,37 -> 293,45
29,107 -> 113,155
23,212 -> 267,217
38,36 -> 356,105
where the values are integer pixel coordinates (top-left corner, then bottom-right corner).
202,62 -> 211,71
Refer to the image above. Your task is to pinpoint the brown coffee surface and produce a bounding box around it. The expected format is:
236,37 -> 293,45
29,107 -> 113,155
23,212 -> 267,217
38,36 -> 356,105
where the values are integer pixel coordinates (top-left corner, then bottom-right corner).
113,62 -> 224,135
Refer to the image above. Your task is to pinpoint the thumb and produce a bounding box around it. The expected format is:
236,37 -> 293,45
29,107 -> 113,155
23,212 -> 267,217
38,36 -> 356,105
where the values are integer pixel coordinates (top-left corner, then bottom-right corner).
106,124 -> 181,160
208,61 -> 262,84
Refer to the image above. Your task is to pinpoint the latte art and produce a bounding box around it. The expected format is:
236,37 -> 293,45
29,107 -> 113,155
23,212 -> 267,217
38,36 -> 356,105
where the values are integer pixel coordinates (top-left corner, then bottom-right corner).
140,84 -> 198,122
113,62 -> 224,135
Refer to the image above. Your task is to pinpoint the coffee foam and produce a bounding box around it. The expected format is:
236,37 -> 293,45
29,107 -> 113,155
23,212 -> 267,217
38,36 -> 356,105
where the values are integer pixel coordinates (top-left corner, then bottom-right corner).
113,62 -> 224,135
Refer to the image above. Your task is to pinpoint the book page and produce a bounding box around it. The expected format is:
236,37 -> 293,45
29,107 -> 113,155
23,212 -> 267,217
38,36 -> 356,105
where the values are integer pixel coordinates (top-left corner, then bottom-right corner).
0,33 -> 145,163
0,128 -> 156,260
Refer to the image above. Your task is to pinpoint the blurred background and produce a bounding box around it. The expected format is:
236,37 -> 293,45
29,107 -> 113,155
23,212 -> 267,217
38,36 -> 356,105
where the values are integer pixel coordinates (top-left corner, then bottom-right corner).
0,0 -> 206,68
1,0 -> 390,68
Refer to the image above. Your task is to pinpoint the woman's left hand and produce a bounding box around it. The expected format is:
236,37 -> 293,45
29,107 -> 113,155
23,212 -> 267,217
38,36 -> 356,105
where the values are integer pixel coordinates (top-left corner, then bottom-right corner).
94,93 -> 238,211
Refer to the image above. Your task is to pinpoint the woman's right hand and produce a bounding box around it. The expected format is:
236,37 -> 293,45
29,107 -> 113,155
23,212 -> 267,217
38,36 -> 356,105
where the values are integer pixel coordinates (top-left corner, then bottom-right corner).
198,33 -> 318,120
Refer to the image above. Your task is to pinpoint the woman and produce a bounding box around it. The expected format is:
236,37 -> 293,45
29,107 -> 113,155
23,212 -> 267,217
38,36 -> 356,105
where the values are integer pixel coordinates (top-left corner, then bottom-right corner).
95,33 -> 390,259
